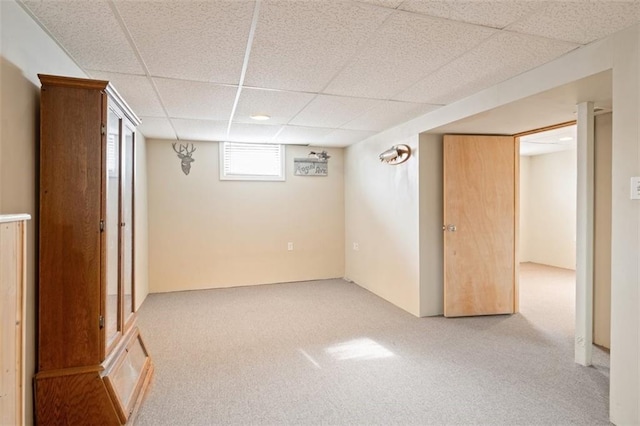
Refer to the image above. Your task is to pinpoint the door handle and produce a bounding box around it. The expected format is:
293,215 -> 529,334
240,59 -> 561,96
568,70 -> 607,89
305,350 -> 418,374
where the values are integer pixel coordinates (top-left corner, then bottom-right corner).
443,224 -> 457,232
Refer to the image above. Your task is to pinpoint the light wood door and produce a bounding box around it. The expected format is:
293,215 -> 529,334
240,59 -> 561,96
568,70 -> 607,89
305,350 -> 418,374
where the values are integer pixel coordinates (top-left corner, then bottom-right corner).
443,134 -> 518,317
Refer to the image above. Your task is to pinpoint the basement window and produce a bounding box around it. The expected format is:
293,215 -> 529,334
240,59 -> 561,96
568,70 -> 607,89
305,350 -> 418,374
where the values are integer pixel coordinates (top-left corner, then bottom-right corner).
219,142 -> 285,181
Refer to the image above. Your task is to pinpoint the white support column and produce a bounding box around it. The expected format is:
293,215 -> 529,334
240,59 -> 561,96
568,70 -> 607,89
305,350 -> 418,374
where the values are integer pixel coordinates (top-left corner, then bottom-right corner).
575,101 -> 595,366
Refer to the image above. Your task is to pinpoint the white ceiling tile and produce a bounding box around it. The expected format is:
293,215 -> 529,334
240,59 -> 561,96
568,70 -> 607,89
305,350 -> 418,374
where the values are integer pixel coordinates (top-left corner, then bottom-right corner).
394,31 -> 579,105
21,1 -> 143,74
154,78 -> 238,121
290,95 -> 385,128
244,0 -> 392,92
319,129 -> 377,147
227,123 -> 283,143
324,11 -> 497,99
234,88 -> 316,125
138,117 -> 176,140
399,0 -> 545,29
171,119 -> 228,142
115,1 -> 255,83
507,1 -> 640,44
86,71 -> 165,117
342,101 -> 440,132
274,126 -> 335,144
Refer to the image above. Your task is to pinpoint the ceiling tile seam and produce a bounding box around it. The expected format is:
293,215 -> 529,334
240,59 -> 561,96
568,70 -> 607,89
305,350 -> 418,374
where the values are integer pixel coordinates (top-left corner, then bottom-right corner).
268,126 -> 286,143
16,2 -> 88,79
226,0 -> 262,139
107,0 -> 178,140
281,8 -> 400,130
335,99 -> 443,131
315,9 -> 397,97
499,27 -> 587,47
502,2 -> 553,33
386,29 -> 520,103
391,6 -> 514,32
354,1 -> 403,12
150,75 -> 239,90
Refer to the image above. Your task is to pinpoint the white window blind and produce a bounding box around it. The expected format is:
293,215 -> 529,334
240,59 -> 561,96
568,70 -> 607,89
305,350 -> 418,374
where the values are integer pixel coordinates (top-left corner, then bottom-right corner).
220,142 -> 285,181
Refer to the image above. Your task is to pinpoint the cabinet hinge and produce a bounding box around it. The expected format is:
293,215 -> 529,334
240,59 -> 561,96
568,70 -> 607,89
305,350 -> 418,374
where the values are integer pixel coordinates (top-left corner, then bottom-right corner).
99,315 -> 104,329
101,124 -> 106,135
100,220 -> 104,232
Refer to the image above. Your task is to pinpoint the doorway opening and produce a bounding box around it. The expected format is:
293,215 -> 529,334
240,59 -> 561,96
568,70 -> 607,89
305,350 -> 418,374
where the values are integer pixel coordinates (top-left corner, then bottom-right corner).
517,119 -> 611,353
518,124 -> 577,337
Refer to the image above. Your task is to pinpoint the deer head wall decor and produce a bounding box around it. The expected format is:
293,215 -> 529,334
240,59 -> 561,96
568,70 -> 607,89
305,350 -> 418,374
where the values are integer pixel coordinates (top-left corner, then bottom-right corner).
172,143 -> 196,175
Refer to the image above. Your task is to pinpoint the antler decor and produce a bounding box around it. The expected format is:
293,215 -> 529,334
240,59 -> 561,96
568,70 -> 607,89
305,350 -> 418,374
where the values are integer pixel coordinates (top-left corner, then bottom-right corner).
172,143 -> 196,175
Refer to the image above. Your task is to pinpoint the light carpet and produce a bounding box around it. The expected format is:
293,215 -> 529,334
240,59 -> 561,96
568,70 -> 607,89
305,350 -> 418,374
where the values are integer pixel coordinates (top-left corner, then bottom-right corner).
134,263 -> 609,425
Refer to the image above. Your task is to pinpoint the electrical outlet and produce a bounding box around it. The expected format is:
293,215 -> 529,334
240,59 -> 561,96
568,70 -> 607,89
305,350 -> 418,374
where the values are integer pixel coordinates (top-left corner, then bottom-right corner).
353,242 -> 359,251
287,242 -> 294,251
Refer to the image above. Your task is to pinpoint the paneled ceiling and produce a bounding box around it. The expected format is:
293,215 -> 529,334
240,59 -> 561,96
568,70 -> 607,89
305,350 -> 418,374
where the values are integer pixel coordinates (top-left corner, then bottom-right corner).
19,0 -> 640,147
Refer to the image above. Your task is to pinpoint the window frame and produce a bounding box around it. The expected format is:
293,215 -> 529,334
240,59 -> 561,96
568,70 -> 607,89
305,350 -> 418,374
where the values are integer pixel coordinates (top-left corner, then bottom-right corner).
219,142 -> 286,182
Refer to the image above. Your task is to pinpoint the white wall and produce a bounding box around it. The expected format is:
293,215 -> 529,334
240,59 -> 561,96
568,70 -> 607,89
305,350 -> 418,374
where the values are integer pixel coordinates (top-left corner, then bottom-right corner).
345,23 -> 640,424
520,149 -> 577,270
0,2 -> 150,422
147,140 -> 344,292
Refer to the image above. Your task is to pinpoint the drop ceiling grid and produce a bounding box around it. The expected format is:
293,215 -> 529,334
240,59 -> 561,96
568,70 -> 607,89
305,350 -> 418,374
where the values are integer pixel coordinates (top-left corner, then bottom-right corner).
323,10 -> 498,99
233,88 -> 316,125
393,31 -> 580,105
153,78 -> 238,121
506,1 -> 640,44
243,0 -> 393,93
21,1 -> 143,74
115,1 -> 256,84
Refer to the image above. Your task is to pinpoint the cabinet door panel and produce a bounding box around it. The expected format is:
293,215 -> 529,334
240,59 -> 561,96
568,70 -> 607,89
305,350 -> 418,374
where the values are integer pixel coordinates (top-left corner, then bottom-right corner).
121,126 -> 135,327
105,107 -> 121,348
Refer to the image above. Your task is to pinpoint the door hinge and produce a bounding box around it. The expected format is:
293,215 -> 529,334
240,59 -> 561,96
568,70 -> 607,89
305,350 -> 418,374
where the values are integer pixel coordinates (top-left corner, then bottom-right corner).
100,220 -> 104,232
99,315 -> 104,329
101,124 -> 106,135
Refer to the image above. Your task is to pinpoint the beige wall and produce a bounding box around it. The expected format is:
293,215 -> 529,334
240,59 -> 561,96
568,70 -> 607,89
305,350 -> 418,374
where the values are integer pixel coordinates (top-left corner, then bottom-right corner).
520,149 -> 577,270
1,3 -> 83,423
135,133 -> 149,309
147,140 -> 344,292
609,26 -> 640,424
593,112 -> 612,349
418,133 -> 444,316
344,135 -> 420,316
519,156 -> 531,261
1,2 -> 150,423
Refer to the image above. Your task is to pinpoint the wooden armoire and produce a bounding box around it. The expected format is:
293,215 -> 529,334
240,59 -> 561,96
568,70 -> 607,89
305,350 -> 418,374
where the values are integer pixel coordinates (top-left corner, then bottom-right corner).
35,75 -> 153,425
